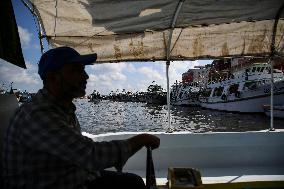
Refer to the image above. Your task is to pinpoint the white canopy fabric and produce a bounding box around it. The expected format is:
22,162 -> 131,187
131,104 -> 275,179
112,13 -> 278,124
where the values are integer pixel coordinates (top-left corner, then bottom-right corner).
30,0 -> 284,63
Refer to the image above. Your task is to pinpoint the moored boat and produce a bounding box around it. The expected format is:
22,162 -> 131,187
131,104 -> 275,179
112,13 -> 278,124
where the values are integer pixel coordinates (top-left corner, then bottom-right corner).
171,82 -> 200,106
199,59 -> 284,112
171,66 -> 208,106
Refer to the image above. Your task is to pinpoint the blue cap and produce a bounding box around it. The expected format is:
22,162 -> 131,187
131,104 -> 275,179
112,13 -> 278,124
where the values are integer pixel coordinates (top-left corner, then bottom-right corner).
38,46 -> 97,79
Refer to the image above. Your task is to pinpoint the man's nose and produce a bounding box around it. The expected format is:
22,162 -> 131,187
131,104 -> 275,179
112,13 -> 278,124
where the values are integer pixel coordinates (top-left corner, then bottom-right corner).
84,70 -> 89,80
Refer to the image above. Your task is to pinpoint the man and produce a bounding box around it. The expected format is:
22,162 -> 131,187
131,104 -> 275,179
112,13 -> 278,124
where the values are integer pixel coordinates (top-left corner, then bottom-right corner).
2,47 -> 160,189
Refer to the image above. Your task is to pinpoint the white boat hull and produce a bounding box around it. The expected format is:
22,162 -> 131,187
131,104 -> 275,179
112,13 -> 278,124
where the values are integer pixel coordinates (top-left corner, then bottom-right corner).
200,92 -> 284,112
84,131 -> 284,185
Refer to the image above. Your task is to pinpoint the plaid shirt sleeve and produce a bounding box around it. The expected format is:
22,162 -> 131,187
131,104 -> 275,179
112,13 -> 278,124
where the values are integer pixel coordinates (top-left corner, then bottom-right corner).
19,107 -> 132,172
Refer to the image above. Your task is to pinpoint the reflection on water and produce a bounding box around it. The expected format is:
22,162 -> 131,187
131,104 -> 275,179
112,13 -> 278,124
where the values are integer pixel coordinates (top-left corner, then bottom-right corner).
74,99 -> 284,135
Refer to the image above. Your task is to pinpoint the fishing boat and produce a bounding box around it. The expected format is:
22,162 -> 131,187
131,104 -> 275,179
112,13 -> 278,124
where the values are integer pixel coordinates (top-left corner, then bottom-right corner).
199,59 -> 284,112
1,0 -> 284,188
263,104 -> 284,119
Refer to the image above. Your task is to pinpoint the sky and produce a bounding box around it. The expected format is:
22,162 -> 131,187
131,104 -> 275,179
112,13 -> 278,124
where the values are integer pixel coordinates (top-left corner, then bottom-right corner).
0,0 -> 212,95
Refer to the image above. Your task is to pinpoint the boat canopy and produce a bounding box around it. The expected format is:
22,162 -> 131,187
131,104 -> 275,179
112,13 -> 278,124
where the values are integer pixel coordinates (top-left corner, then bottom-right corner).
28,0 -> 284,63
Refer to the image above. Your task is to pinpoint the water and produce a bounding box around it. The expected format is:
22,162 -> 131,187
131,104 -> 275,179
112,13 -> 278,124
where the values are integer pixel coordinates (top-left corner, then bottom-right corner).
74,99 -> 284,135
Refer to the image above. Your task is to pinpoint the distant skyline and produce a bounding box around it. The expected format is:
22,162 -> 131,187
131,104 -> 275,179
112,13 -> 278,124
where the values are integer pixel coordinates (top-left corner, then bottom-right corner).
0,1 -> 212,95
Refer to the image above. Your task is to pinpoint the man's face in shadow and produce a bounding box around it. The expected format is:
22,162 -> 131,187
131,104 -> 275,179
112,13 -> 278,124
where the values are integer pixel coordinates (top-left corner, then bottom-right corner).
58,63 -> 89,98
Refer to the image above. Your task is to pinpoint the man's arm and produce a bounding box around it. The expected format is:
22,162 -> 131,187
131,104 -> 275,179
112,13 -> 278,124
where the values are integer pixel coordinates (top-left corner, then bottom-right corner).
19,109 -> 159,172
18,109 -> 131,171
127,133 -> 160,156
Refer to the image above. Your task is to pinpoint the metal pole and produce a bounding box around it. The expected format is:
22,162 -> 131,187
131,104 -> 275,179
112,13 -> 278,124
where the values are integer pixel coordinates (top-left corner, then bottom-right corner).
267,2 -> 284,131
166,61 -> 171,131
269,58 -> 275,131
165,0 -> 185,131
21,0 -> 45,53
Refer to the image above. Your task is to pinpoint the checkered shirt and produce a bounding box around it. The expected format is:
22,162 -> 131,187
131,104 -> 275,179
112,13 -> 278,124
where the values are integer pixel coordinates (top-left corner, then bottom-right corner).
2,89 -> 132,189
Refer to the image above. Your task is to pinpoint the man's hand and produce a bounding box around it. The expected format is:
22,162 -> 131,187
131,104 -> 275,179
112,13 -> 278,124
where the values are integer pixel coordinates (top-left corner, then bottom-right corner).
127,134 -> 160,155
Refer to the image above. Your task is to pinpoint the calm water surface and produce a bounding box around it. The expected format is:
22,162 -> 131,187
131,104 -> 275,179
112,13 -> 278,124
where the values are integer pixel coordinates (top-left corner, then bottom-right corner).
74,99 -> 284,135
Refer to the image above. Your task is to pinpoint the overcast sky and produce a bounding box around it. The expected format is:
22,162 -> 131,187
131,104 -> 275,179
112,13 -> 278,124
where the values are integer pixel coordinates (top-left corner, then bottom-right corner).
0,1 -> 212,95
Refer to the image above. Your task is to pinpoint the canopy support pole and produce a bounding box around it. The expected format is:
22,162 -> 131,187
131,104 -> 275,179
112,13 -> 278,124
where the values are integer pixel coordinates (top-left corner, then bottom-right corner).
165,0 -> 185,131
268,2 -> 284,131
21,0 -> 45,54
269,58 -> 275,131
166,61 -> 171,130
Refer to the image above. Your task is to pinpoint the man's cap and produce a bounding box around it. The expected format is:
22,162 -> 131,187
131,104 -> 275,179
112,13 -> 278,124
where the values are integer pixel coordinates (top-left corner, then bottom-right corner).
38,46 -> 97,79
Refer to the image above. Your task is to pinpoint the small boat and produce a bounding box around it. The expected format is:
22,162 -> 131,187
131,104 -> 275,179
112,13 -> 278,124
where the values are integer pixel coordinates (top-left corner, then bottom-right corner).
263,104 -> 284,119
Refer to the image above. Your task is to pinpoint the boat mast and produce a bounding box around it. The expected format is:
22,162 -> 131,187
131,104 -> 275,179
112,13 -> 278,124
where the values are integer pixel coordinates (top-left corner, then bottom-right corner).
165,0 -> 185,131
